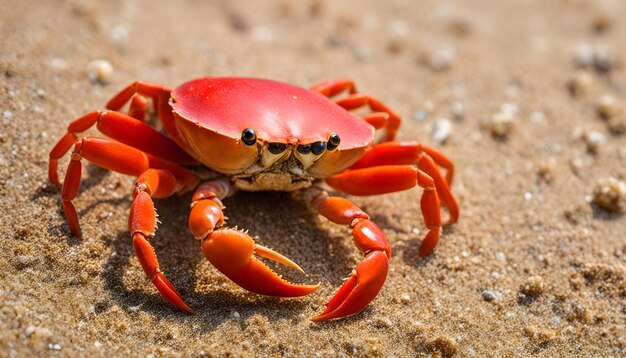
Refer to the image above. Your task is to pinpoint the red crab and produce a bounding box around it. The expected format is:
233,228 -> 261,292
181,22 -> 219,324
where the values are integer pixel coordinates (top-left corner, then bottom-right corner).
49,77 -> 459,321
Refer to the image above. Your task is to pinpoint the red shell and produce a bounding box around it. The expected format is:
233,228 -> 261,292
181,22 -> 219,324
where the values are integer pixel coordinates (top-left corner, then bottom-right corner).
171,78 -> 374,149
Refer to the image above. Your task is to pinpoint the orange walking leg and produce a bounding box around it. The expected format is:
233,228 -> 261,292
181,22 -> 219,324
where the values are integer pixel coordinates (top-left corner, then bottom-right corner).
130,169 -> 194,313
60,136 -> 198,236
325,165 -> 443,256
348,141 -> 458,223
310,78 -> 401,141
48,110 -> 196,185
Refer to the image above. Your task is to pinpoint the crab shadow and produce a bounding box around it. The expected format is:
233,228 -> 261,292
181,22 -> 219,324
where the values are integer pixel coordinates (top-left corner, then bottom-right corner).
33,164 -> 125,245
100,190 -> 356,330
590,203 -> 623,221
400,224 -> 457,269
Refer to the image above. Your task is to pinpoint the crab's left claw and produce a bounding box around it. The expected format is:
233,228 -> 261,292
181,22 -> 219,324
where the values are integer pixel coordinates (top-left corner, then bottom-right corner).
200,228 -> 319,296
189,182 -> 319,297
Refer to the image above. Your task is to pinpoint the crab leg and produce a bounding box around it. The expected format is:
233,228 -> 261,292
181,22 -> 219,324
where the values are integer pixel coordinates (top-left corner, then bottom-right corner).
106,80 -> 191,152
190,180 -> 319,297
310,78 -> 401,141
307,189 -> 391,321
49,110 -> 196,185
325,165 -> 443,256
59,136 -> 198,236
128,93 -> 148,121
131,169 -> 194,313
349,141 -> 459,222
105,80 -> 171,112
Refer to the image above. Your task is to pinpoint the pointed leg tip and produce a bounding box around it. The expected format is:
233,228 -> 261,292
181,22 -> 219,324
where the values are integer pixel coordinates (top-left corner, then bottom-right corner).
69,227 -> 82,237
180,304 -> 195,314
311,309 -> 356,322
311,314 -> 327,322
311,307 -> 338,322
418,246 -> 434,257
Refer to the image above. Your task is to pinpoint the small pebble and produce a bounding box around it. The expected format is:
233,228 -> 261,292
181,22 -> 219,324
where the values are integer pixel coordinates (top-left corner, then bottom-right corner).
594,46 -> 616,73
451,102 -> 465,121
523,325 -> 557,345
495,252 -> 506,262
389,20 -> 408,37
109,25 -> 128,43
592,15 -> 611,33
505,82 -> 520,97
232,311 -> 241,319
426,336 -> 459,357
48,343 -> 62,351
3,110 -> 13,119
608,114 -> 626,134
412,110 -> 429,122
567,71 -> 593,96
251,26 -> 273,43
489,111 -> 515,138
87,59 -> 114,84
595,94 -> 623,119
50,58 -> 68,71
431,118 -> 453,144
520,275 -> 545,296
592,177 -> 626,212
24,326 -> 36,337
582,130 -> 607,154
530,111 -> 546,123
574,43 -> 595,68
500,102 -> 518,116
353,45 -> 371,61
481,290 -> 502,302
429,45 -> 455,72
537,158 -> 556,183
400,293 -> 411,303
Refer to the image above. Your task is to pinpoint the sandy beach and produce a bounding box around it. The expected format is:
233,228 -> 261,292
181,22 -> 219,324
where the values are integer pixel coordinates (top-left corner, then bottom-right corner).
1,0 -> 625,356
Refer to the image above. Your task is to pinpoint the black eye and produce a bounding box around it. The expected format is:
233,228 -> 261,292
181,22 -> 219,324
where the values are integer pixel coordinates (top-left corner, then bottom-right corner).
268,142 -> 287,154
297,144 -> 312,154
311,141 -> 326,155
327,132 -> 340,151
241,128 -> 256,146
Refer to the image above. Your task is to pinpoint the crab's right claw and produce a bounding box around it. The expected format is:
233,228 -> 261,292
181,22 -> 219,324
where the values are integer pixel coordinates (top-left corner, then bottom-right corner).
312,250 -> 389,322
201,228 -> 319,297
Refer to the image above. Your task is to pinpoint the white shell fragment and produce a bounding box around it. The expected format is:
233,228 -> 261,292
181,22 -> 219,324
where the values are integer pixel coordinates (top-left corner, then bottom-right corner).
595,95 -> 622,119
432,118 -> 453,144
489,103 -> 518,138
582,130 -> 607,154
87,59 -> 114,84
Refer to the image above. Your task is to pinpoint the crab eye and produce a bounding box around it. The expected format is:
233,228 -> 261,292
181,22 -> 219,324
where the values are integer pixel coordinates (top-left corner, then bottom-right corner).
241,128 -> 257,146
268,142 -> 287,154
311,141 -> 326,155
297,144 -> 312,154
327,132 -> 340,151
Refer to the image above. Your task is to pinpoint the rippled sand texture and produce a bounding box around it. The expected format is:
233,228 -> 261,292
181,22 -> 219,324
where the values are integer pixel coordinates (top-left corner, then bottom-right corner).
1,0 -> 625,356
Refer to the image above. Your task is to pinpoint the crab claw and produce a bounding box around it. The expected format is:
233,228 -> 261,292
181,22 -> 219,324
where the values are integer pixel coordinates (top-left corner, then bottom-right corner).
312,250 -> 389,321
201,228 -> 319,297
308,192 -> 392,321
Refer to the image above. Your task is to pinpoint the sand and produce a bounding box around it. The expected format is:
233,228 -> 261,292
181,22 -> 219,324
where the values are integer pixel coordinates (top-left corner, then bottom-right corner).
1,0 -> 625,356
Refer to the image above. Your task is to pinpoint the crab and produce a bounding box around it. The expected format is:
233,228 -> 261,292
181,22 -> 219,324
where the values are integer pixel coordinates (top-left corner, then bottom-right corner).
48,77 -> 459,321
